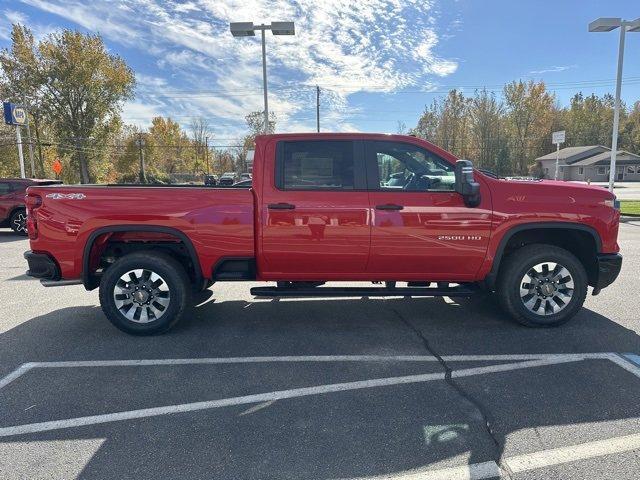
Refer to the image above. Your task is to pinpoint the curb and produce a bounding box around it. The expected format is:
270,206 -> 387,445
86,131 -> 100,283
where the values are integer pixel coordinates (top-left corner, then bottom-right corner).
620,216 -> 640,223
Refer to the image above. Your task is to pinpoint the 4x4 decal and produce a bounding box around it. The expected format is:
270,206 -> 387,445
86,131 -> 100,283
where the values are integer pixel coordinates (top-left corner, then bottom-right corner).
45,193 -> 86,200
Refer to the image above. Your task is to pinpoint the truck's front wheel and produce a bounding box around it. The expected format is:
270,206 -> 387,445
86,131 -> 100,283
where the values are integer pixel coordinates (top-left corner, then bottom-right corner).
99,251 -> 191,335
497,244 -> 588,327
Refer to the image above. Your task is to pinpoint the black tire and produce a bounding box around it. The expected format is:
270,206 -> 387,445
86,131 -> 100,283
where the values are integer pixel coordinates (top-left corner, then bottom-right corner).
99,251 -> 191,335
496,244 -> 587,327
9,208 -> 27,236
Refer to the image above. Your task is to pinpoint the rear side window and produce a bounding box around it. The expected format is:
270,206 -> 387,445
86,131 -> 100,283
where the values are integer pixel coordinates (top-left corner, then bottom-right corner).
0,183 -> 12,195
275,141 -> 363,190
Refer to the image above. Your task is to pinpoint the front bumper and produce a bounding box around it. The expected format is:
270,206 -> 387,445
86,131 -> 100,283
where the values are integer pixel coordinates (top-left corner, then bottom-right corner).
24,250 -> 60,280
592,253 -> 622,295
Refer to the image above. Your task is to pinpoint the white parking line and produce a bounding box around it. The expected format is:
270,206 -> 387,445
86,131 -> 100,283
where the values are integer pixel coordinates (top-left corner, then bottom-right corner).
0,357 -> 581,437
349,433 -> 640,479
0,352 -> 613,391
0,363 -> 33,390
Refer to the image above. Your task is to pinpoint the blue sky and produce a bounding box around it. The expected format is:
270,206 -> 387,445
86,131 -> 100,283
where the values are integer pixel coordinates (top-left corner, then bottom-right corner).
1,0 -> 638,147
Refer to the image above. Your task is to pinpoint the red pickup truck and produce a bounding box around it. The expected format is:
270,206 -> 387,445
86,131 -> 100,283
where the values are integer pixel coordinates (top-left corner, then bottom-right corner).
0,178 -> 61,234
23,133 -> 622,335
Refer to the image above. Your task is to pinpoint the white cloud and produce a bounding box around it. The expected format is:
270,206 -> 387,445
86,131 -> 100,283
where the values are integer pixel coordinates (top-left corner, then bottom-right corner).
529,65 -> 577,75
1,9 -> 56,41
18,0 -> 459,136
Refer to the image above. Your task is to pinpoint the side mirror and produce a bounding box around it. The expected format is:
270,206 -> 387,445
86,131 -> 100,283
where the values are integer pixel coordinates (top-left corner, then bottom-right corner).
454,159 -> 481,207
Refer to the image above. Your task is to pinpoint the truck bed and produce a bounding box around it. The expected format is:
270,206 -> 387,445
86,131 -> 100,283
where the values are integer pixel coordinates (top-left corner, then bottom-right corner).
26,184 -> 255,281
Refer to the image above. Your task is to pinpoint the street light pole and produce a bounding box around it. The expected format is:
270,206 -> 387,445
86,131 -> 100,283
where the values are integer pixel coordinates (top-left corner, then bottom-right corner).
608,25 -> 626,192
589,17 -> 640,192
316,85 -> 320,133
230,21 -> 295,134
260,27 -> 269,133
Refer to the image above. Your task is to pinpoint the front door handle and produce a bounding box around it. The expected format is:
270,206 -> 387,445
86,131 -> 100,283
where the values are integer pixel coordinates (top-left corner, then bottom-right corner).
268,202 -> 296,210
376,204 -> 404,211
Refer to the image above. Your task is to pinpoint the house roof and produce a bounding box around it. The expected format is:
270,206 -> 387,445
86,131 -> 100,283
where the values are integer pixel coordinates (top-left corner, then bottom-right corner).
570,150 -> 640,166
536,145 -> 609,164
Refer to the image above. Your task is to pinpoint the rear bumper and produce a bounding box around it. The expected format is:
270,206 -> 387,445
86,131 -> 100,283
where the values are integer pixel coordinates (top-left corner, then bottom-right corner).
592,253 -> 622,294
24,251 -> 60,280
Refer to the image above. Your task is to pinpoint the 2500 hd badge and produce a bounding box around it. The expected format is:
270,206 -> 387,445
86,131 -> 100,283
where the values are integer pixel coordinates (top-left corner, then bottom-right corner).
437,235 -> 483,241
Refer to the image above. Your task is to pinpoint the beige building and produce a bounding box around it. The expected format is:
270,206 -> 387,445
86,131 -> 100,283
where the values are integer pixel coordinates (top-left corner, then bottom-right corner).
536,146 -> 640,182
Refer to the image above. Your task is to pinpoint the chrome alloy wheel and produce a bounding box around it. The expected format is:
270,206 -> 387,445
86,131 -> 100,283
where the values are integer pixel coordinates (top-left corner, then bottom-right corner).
12,212 -> 27,233
113,269 -> 170,323
519,262 -> 574,316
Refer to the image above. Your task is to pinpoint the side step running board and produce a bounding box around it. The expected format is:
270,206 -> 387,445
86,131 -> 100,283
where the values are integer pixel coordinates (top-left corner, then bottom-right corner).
250,285 -> 477,298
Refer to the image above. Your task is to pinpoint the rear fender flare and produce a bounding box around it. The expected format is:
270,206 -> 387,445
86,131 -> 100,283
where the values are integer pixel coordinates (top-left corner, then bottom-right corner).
82,225 -> 203,290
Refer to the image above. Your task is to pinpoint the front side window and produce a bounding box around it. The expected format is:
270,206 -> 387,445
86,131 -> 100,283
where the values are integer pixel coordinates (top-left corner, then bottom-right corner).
371,141 -> 455,192
278,141 -> 356,190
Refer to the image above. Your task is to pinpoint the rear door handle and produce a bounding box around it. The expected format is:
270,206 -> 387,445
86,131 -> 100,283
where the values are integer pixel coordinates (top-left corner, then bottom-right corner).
375,204 -> 404,211
268,202 -> 296,210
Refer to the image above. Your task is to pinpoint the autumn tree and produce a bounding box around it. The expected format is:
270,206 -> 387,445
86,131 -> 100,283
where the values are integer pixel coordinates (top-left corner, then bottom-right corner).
622,101 -> 640,154
565,93 -> 617,147
435,89 -> 470,158
468,89 -> 504,170
235,110 -> 276,173
149,117 -> 192,176
503,80 -> 555,174
36,29 -> 135,182
190,117 -> 210,174
410,101 -> 439,141
0,25 -> 48,176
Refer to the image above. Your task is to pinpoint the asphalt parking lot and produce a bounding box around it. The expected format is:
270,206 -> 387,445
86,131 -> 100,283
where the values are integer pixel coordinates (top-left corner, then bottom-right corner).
1,225 -> 640,480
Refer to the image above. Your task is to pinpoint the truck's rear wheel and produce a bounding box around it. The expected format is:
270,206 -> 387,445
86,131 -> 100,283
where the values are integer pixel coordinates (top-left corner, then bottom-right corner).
496,244 -> 587,327
99,251 -> 191,335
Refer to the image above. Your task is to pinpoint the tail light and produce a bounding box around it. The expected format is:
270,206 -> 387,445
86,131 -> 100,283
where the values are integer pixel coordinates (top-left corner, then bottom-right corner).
25,193 -> 42,240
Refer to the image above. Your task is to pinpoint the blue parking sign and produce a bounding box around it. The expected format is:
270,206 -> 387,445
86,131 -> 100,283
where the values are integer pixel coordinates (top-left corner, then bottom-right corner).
3,102 -> 28,126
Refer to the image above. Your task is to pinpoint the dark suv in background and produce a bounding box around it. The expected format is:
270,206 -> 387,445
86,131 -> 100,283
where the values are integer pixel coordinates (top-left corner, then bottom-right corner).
0,178 -> 61,235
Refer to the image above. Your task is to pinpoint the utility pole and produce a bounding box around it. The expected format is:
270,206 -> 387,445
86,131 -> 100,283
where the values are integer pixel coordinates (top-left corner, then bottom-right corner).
137,133 -> 146,183
25,121 -> 35,177
21,96 -> 35,177
316,85 -> 320,133
205,136 -> 210,174
15,126 -> 25,178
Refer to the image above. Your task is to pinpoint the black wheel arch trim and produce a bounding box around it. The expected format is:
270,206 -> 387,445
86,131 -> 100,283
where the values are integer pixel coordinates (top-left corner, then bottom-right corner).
82,225 -> 203,290
485,222 -> 602,289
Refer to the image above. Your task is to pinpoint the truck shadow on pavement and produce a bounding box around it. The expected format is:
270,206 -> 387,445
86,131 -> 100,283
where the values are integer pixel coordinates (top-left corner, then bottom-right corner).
0,231 -> 25,244
1,295 -> 640,479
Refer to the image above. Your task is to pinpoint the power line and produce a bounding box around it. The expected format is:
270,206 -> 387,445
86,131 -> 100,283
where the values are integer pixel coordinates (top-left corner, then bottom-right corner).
134,76 -> 640,97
